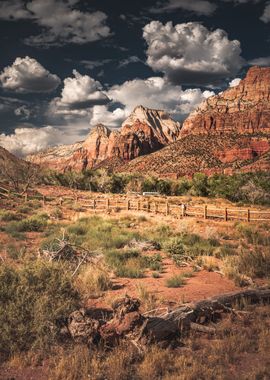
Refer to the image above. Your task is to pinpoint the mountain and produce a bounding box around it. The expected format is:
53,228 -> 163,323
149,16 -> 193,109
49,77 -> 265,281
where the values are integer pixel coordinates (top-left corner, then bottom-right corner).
27,106 -> 181,171
181,66 -> 270,137
116,67 -> 270,178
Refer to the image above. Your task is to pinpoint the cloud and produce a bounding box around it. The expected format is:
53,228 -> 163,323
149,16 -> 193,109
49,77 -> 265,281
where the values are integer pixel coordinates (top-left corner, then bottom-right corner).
90,76 -> 214,127
143,21 -> 244,86
223,0 -> 260,3
0,56 -> 60,93
118,56 -> 143,68
79,59 -> 113,70
48,70 -> 109,127
248,56 -> 270,66
14,105 -> 31,119
229,78 -> 241,87
0,126 -> 64,156
261,3 -> 270,23
0,0 -> 110,47
0,0 -> 31,19
151,0 -> 217,15
0,121 -> 92,156
90,106 -> 128,128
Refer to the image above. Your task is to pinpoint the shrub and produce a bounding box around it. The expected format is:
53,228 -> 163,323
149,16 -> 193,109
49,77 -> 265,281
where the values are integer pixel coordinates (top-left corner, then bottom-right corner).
5,215 -> 48,234
0,261 -> 80,357
115,258 -> 145,278
165,237 -> 185,256
76,265 -> 112,296
0,211 -> 23,222
237,249 -> 270,278
143,254 -> 162,271
51,208 -> 63,219
166,274 -> 187,288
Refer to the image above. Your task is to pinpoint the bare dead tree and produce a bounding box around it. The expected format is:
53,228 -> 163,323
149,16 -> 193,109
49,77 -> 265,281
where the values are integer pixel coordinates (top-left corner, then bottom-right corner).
1,159 -> 40,194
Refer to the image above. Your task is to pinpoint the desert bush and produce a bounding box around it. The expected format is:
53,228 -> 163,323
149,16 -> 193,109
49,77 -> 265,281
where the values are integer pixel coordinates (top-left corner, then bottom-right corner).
166,274 -> 187,288
236,223 -> 270,246
51,208 -> 63,219
195,256 -> 220,272
76,265 -> 112,296
237,248 -> 270,278
0,261 -> 80,357
66,217 -> 140,250
215,244 -> 236,258
5,215 -> 48,234
115,257 -> 145,278
0,211 -> 23,222
143,254 -> 162,271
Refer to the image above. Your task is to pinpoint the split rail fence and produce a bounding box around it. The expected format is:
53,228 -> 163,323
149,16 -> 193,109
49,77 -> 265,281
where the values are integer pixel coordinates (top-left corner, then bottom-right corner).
1,186 -> 270,223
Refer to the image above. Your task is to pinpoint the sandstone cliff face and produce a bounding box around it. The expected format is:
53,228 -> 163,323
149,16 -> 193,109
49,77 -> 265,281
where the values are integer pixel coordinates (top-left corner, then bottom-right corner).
27,106 -> 181,171
181,67 -> 270,137
117,67 -> 270,178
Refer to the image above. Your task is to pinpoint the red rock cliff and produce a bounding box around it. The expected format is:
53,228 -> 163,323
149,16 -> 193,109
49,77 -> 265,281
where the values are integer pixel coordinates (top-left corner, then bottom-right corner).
181,66 -> 270,137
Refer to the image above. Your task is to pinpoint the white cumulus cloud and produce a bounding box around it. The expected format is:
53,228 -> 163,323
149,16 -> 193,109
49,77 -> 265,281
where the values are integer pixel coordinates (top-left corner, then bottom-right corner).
0,56 -> 60,93
143,21 -> 244,86
0,0 -> 110,47
0,126 -> 64,156
49,70 -> 109,120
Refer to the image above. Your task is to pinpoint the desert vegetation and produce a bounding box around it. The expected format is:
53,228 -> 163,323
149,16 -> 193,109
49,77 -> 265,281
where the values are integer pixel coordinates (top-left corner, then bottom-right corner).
0,186 -> 270,379
42,169 -> 270,205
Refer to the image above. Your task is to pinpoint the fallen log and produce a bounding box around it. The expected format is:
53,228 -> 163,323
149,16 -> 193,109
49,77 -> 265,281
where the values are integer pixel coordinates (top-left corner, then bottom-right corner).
163,287 -> 270,328
62,288 -> 270,349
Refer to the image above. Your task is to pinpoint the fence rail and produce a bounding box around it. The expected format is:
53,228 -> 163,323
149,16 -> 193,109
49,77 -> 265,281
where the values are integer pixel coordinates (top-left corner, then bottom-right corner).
76,197 -> 270,223
1,187 -> 270,223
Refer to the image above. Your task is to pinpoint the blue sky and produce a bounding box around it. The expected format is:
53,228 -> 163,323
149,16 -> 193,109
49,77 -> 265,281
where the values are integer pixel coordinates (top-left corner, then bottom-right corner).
0,0 -> 269,156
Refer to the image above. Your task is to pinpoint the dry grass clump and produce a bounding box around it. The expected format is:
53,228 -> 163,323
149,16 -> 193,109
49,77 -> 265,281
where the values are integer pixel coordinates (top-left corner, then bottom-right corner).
195,255 -> 220,272
76,264 -> 112,297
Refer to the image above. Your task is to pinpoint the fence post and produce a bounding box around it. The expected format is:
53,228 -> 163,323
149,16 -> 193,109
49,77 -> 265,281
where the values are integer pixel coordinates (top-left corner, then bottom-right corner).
204,205 -> 207,220
93,199 -> 96,210
166,201 -> 169,216
181,204 -> 186,218
106,198 -> 110,211
155,202 -> 158,214
247,209 -> 250,222
42,195 -> 46,207
224,208 -> 228,221
126,199 -> 130,211
147,200 -> 150,212
137,199 -> 140,211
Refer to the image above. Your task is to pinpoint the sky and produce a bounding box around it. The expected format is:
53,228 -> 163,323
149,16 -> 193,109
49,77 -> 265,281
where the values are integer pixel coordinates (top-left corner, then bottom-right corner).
0,0 -> 269,156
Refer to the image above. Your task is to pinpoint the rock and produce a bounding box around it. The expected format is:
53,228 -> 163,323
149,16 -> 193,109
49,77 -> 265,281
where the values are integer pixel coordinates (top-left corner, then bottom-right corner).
27,106 -> 181,171
112,295 -> 141,318
180,66 -> 270,137
67,308 -> 101,345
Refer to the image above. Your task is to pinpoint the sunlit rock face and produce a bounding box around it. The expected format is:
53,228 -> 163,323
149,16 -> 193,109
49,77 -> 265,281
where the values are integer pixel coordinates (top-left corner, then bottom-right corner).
181,66 -> 270,137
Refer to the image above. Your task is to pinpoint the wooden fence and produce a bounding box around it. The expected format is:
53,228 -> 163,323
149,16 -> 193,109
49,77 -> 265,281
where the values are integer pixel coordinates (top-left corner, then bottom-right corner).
78,197 -> 270,223
1,186 -> 270,223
